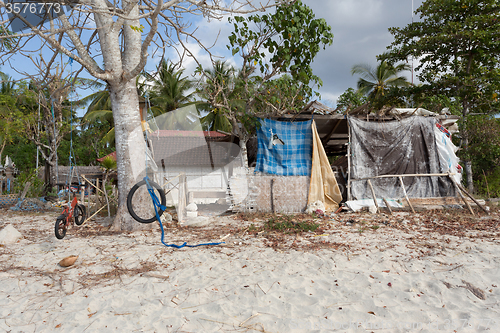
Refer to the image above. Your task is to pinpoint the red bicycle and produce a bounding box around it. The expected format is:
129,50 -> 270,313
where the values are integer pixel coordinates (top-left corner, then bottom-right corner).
55,189 -> 86,239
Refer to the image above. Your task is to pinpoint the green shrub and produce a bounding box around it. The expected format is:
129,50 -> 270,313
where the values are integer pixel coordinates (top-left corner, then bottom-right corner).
264,215 -> 320,233
12,168 -> 45,198
475,167 -> 500,198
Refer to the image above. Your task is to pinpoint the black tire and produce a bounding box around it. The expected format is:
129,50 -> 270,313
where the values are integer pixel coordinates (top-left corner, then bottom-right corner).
55,215 -> 67,239
74,204 -> 86,226
127,179 -> 166,223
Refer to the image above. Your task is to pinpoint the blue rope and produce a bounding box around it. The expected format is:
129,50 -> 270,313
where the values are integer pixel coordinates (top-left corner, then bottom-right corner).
144,177 -> 225,249
141,94 -> 222,249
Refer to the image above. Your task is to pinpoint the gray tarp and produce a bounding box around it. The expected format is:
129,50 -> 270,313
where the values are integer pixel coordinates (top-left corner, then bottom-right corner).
349,116 -> 455,200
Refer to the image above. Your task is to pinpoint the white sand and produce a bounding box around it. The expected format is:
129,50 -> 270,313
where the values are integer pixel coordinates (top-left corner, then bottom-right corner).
0,209 -> 499,332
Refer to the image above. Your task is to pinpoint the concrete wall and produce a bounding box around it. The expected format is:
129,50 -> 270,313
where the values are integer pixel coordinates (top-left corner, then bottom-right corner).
230,174 -> 310,213
158,165 -> 246,205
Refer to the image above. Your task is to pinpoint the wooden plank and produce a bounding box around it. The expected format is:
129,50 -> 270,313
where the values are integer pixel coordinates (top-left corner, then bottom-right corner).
278,114 -> 345,121
325,140 -> 349,146
189,191 -> 227,199
321,119 -> 343,145
403,197 -> 486,206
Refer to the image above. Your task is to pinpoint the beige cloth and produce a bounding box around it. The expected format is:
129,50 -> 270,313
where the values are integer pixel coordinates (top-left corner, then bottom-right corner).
308,120 -> 342,211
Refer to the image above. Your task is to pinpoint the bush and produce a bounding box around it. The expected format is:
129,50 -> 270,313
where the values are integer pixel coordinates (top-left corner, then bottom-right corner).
475,167 -> 500,198
12,168 -> 45,198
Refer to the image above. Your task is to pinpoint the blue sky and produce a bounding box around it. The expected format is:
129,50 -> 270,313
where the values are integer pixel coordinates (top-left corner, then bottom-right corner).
1,0 -> 424,116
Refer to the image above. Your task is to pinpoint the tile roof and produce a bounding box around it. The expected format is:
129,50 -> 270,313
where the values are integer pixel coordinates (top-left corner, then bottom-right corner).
150,136 -> 239,167
97,131 -> 238,167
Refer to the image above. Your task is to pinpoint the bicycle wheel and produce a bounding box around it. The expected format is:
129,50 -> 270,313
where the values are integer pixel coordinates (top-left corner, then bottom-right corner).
55,215 -> 67,239
127,179 -> 166,223
74,204 -> 86,226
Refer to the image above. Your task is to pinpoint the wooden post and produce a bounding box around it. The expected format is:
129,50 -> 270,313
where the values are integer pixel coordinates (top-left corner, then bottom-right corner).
346,119 -> 352,201
270,178 -> 275,214
449,173 -> 474,215
457,183 -> 489,215
178,173 -> 186,223
80,180 -> 85,205
383,198 -> 393,215
95,178 -> 102,209
366,179 -> 379,213
19,182 -> 31,199
398,176 -> 415,213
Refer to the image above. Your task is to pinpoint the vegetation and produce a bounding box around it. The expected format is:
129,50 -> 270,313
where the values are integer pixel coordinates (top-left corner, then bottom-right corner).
1,0 -> 499,209
196,0 -> 333,165
336,88 -> 368,113
383,0 -> 500,191
351,60 -> 411,109
264,215 -> 320,233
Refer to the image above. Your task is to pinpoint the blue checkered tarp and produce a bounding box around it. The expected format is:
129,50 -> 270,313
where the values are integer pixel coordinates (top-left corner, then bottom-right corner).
255,118 -> 313,176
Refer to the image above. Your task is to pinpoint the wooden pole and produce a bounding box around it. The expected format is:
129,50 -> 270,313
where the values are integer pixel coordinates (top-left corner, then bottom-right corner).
457,183 -> 489,215
346,118 -> 352,201
366,179 -> 379,213
19,182 -> 31,199
449,174 -> 474,215
383,198 -> 393,215
80,179 -> 85,204
270,178 -> 275,214
351,172 -> 456,181
398,176 -> 415,213
177,173 -> 186,223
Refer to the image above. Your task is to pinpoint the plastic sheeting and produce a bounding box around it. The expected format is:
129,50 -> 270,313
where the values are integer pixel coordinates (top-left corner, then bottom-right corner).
349,116 -> 456,200
308,120 -> 342,211
255,118 -> 312,176
434,123 -> 462,183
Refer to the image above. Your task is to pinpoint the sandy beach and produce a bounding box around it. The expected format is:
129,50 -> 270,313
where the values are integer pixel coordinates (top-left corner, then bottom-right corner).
1,207 -> 499,333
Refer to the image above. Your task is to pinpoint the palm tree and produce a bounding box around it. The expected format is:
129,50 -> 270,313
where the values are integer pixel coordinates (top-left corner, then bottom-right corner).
80,82 -> 115,145
197,60 -> 244,133
145,59 -> 195,115
351,61 -> 411,101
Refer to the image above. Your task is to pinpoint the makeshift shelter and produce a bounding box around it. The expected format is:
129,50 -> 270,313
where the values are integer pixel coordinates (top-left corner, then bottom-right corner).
147,130 -> 244,205
348,116 -> 459,201
235,117 -> 342,214
268,101 -> 463,211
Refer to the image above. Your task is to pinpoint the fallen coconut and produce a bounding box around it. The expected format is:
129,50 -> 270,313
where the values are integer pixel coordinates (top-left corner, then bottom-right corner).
59,255 -> 78,267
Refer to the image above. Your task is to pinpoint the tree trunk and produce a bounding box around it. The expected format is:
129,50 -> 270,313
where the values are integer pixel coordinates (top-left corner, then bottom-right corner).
465,160 -> 474,193
0,140 -> 5,162
108,79 -> 151,231
240,137 -> 250,171
43,159 -> 52,195
462,100 -> 474,192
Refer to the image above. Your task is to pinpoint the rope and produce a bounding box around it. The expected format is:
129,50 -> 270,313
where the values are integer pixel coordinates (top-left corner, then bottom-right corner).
141,97 -> 223,249
51,99 -> 59,186
144,177 -> 224,249
67,56 -> 81,187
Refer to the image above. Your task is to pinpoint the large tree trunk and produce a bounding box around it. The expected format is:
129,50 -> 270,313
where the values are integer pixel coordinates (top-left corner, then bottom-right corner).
108,79 -> 151,231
